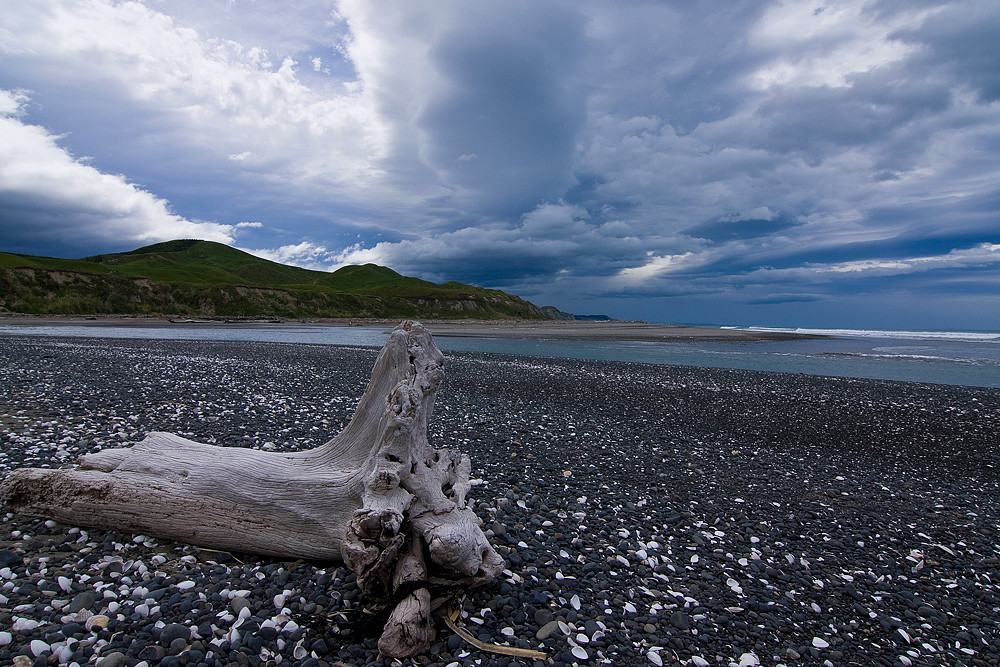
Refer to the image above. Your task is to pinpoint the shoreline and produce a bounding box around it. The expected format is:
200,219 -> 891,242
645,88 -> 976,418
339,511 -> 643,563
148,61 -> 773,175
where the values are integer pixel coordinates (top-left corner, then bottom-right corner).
0,313 -> 828,342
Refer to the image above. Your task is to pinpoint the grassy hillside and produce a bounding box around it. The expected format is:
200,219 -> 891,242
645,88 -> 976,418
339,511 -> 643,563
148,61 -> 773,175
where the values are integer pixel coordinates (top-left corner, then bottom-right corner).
0,239 -> 565,320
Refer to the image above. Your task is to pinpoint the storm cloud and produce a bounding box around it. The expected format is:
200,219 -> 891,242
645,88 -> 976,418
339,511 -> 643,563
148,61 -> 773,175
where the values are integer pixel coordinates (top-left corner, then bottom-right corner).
1,0 -> 998,328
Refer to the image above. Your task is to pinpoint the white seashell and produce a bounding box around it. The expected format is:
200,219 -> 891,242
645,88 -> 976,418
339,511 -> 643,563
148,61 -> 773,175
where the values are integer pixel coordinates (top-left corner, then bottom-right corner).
812,637 -> 830,648
571,646 -> 588,660
647,650 -> 663,666
293,643 -> 308,660
58,576 -> 73,592
0,631 -> 12,646
570,594 -> 581,610
738,652 -> 760,666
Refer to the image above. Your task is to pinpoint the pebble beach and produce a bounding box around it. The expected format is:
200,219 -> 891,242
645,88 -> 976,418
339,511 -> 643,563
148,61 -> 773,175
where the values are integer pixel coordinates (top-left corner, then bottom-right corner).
1,333 -> 999,667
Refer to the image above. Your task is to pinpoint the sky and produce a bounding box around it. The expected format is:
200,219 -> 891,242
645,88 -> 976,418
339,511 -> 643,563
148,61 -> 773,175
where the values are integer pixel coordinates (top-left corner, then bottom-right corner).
1,0 -> 999,329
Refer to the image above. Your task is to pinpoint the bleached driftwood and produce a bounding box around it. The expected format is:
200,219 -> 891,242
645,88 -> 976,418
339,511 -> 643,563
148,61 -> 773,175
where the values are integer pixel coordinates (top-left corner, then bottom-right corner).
0,320 -> 503,657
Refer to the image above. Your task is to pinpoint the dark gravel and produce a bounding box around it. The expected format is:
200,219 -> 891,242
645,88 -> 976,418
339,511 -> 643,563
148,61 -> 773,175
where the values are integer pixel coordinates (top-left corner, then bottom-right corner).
1,334 -> 999,667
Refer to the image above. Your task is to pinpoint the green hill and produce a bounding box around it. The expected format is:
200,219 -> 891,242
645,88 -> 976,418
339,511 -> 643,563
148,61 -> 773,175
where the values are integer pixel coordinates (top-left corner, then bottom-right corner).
0,239 -> 566,320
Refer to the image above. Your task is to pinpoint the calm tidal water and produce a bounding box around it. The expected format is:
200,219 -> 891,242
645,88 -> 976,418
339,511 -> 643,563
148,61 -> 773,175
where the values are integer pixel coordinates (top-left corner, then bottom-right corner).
1,323 -> 998,388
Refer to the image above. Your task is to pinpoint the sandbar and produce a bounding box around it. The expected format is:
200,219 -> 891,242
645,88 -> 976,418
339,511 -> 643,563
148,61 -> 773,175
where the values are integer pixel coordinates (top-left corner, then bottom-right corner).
0,314 -> 825,342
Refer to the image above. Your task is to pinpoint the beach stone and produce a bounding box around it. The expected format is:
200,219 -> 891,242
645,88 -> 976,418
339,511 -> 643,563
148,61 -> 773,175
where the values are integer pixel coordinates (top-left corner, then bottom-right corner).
231,597 -> 251,616
670,610 -> 691,630
159,623 -> 189,646
534,608 -> 554,625
167,637 -> 188,654
138,645 -> 166,661
536,620 -> 562,640
69,591 -> 98,613
29,640 -> 49,657
97,652 -> 127,667
0,551 -> 23,567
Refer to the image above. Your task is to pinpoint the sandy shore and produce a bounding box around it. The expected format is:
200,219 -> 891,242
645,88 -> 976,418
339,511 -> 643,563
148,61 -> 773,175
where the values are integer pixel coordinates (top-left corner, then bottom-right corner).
0,313 -> 823,342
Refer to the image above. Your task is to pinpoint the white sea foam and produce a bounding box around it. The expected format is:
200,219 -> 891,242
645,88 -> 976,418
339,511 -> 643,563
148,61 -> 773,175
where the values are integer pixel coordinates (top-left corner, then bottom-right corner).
739,327 -> 1000,343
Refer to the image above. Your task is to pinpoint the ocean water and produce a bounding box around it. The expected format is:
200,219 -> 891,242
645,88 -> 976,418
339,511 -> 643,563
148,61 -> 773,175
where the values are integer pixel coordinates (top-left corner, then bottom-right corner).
1,322 -> 998,389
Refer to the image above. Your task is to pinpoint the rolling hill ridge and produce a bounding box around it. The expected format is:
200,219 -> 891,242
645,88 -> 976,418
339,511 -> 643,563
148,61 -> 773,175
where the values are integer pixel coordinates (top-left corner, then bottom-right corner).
0,239 -> 571,320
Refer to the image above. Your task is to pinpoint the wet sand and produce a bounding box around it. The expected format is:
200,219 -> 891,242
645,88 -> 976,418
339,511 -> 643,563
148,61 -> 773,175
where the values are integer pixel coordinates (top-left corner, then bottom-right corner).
0,314 -> 824,342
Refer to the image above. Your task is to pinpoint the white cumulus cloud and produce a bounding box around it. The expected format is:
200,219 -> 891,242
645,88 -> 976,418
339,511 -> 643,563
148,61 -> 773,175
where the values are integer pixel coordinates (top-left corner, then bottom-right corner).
0,89 -> 235,252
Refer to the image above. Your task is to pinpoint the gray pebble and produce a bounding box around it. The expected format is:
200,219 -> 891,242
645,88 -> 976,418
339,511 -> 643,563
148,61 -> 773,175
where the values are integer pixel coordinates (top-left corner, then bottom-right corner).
670,610 -> 691,630
159,623 -> 190,646
231,596 -> 251,616
97,652 -> 127,667
536,620 -> 562,640
68,591 -> 97,613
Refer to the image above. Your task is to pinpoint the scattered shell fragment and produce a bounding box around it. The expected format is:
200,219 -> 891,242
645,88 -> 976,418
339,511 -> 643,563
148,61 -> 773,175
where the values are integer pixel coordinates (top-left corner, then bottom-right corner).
293,642 -> 307,660
86,614 -> 110,630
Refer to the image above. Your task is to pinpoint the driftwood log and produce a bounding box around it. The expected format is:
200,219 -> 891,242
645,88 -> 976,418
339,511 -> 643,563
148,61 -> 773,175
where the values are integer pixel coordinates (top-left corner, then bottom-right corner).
0,320 -> 504,657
